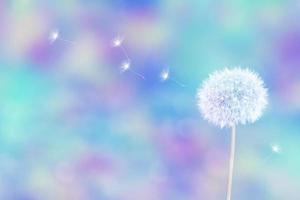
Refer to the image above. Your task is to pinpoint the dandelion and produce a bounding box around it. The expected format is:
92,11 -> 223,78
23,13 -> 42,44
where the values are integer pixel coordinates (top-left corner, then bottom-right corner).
48,29 -> 75,45
160,68 -> 186,87
197,67 -> 268,200
197,68 -> 267,128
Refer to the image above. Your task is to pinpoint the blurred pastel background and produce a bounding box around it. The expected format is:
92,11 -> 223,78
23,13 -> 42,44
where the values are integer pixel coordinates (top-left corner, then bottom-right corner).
0,0 -> 300,199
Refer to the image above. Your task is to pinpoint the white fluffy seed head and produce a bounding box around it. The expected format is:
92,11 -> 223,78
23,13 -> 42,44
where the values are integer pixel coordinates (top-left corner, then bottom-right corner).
197,68 -> 268,128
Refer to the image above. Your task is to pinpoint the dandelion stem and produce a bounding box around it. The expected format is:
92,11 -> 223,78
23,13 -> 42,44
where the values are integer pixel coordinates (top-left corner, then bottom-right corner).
226,125 -> 236,200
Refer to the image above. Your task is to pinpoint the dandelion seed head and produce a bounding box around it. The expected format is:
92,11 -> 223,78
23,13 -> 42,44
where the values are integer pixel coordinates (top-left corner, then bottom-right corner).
160,69 -> 169,81
112,36 -> 124,47
49,29 -> 59,43
197,68 -> 268,128
121,60 -> 131,72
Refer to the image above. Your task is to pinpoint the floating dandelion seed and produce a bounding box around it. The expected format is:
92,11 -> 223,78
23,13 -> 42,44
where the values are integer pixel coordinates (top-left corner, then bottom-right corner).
120,60 -> 145,80
112,36 -> 124,47
197,67 -> 268,200
112,36 -> 130,61
160,69 -> 169,81
160,68 -> 186,87
261,143 -> 281,164
121,60 -> 131,72
271,144 -> 281,154
49,29 -> 59,43
48,29 -> 75,45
